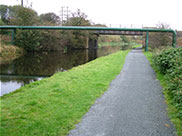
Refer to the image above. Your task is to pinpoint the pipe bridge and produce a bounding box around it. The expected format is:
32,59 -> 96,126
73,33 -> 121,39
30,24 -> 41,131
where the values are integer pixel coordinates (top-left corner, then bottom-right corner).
0,26 -> 177,51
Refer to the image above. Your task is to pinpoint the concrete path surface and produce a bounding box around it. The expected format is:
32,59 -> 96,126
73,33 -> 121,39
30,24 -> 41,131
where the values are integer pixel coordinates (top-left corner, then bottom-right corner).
69,49 -> 176,136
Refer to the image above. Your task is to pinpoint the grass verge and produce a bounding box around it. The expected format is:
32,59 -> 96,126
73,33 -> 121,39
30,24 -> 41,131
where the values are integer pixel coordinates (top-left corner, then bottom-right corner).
0,50 -> 129,136
144,52 -> 182,136
98,41 -> 125,47
132,44 -> 142,49
98,41 -> 137,48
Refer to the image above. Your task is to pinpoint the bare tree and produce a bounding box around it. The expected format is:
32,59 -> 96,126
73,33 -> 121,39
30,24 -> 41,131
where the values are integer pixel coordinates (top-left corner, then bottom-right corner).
69,9 -> 89,26
148,23 -> 172,49
16,0 -> 23,7
16,0 -> 32,8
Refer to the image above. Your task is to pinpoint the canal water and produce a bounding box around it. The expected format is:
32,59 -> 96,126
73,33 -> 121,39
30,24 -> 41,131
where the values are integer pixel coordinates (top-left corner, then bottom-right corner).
0,46 -> 122,96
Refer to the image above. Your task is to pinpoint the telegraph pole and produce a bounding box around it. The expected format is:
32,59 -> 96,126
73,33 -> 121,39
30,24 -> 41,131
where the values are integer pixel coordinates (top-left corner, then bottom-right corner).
61,7 -> 64,25
60,6 -> 70,25
21,0 -> 23,7
66,6 -> 69,23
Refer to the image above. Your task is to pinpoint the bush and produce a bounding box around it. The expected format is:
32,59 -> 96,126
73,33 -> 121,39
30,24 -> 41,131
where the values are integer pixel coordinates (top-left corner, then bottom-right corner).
39,30 -> 64,51
153,48 -> 182,74
0,44 -> 24,64
153,48 -> 182,118
15,30 -> 42,51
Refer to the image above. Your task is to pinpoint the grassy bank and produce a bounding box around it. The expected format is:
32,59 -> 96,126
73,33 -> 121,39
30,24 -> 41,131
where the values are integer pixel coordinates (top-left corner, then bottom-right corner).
0,50 -> 129,136
144,51 -> 182,136
0,44 -> 25,64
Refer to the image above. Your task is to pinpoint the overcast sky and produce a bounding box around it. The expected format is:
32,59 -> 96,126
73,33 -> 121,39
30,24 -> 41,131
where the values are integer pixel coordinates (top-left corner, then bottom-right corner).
1,0 -> 182,30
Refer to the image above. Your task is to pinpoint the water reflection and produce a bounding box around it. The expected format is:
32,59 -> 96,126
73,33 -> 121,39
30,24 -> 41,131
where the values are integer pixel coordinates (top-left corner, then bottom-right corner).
1,50 -> 90,76
0,46 -> 122,96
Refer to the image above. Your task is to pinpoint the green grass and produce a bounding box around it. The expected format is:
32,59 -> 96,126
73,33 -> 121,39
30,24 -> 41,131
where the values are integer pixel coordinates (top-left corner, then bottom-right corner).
0,50 -> 129,136
132,44 -> 142,49
98,41 -> 139,48
144,52 -> 182,136
98,41 -> 125,47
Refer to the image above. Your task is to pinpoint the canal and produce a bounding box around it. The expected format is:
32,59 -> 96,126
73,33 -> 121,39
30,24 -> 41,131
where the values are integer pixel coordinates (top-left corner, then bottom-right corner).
0,46 -> 122,96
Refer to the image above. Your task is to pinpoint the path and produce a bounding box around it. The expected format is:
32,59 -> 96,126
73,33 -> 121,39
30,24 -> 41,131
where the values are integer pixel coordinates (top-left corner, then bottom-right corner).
69,49 -> 176,136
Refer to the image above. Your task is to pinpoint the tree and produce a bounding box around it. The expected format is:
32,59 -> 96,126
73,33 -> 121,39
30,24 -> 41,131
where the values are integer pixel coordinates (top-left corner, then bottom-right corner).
39,13 -> 60,25
15,30 -> 42,51
148,23 -> 172,49
66,9 -> 90,26
120,35 -> 130,43
61,9 -> 92,49
16,0 -> 24,7
9,5 -> 38,25
8,6 -> 42,51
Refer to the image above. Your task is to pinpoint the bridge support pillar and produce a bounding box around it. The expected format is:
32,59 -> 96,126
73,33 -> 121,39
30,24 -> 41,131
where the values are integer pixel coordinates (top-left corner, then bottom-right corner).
11,29 -> 16,45
88,35 -> 98,49
145,31 -> 149,51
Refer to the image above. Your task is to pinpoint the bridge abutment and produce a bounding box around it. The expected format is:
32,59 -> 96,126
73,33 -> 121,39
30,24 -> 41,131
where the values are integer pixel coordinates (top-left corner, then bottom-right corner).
88,38 -> 98,49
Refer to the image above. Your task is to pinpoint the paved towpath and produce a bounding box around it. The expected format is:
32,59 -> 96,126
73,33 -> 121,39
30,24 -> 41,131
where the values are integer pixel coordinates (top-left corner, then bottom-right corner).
69,49 -> 176,136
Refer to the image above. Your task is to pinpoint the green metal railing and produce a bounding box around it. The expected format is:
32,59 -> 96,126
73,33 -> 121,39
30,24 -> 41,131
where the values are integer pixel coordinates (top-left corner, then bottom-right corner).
0,26 -> 177,51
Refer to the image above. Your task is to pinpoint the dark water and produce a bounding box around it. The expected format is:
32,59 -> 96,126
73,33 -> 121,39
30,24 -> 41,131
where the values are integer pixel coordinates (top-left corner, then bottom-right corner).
0,46 -> 122,96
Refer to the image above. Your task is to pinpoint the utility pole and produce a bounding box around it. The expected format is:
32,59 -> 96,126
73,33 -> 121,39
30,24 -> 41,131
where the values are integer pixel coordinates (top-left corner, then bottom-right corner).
61,7 -> 64,25
66,6 -> 69,23
21,0 -> 23,7
60,6 -> 70,25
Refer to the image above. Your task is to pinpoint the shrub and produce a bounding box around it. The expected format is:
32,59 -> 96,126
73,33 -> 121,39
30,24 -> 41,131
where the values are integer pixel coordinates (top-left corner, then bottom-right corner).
153,48 -> 182,74
15,30 -> 42,51
38,30 -> 64,51
0,44 -> 24,64
153,48 -> 182,118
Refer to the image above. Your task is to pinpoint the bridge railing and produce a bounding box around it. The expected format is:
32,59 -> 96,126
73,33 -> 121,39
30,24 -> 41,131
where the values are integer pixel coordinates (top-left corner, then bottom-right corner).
0,26 -> 177,51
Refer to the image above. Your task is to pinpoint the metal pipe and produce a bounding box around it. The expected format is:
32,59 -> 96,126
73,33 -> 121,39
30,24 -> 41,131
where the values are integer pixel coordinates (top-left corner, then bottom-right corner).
0,26 -> 176,33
